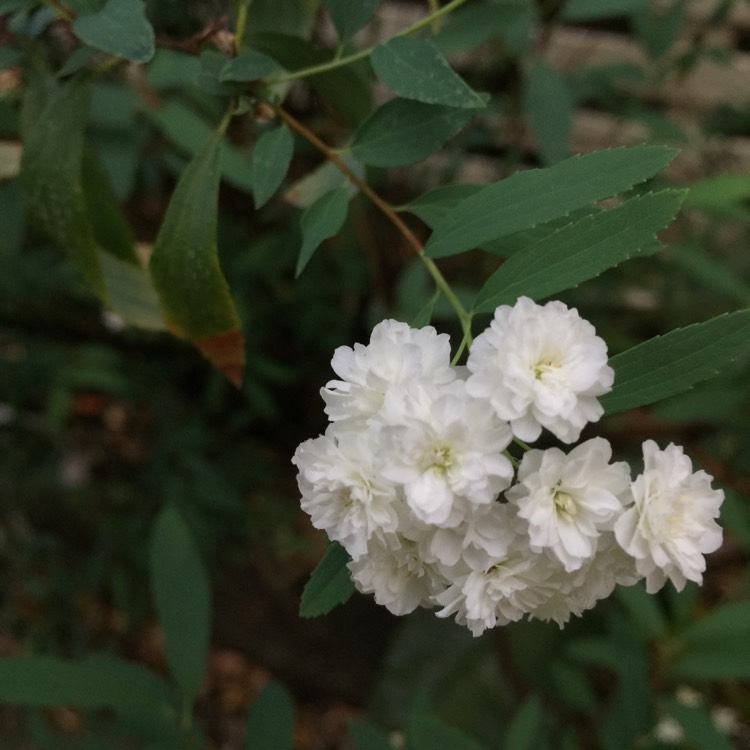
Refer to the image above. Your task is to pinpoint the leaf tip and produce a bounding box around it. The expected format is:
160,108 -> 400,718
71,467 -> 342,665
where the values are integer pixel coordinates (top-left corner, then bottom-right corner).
194,328 -> 246,387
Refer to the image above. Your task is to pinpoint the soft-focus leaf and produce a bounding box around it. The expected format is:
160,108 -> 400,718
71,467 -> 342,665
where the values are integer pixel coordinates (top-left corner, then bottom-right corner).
244,680 -> 295,750
406,714 -> 484,750
669,646 -> 750,681
683,173 -> 750,221
523,60 -> 574,165
349,718 -> 392,750
251,124 -> 294,209
299,541 -> 355,617
150,505 -> 211,705
0,654 -> 175,728
20,78 -> 103,295
284,151 -> 363,208
614,583 -> 668,639
472,190 -> 683,312
668,243 -> 750,305
244,0 -> 317,38
601,310 -> 750,415
324,0 -> 379,40
220,50 -> 280,81
503,696 -> 544,750
296,186 -> 349,277
351,99 -> 476,167
371,37 -> 486,109
72,0 -> 155,63
677,601 -> 750,645
563,0 -> 649,20
149,124 -> 245,385
425,145 -> 678,258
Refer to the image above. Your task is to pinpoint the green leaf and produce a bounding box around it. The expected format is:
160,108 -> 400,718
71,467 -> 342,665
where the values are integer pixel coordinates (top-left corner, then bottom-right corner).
351,98 -> 476,167
523,60 -> 574,165
150,505 -> 211,705
349,718 -> 392,750
601,310 -> 750,415
143,101 -> 255,193
244,0 -> 317,38
402,183 -> 480,226
683,173 -> 750,221
296,186 -> 349,277
149,124 -> 245,385
20,78 -> 104,296
284,151 -> 363,208
425,145 -> 678,258
0,654 -> 174,724
299,541 -> 355,617
72,0 -> 155,63
220,50 -> 280,82
244,680 -> 295,750
660,699 -> 734,750
614,583 -> 668,639
406,714 -> 485,750
678,601 -> 750,645
370,37 -> 486,109
562,0 -> 649,20
324,0 -> 379,40
668,243 -> 750,305
251,124 -> 294,209
504,696 -> 544,750
472,190 -> 683,312
669,646 -> 750,681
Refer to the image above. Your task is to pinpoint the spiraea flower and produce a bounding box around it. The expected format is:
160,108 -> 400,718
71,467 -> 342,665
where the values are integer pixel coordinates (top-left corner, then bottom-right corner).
466,297 -> 613,443
614,441 -> 724,593
506,438 -> 631,571
321,319 -> 455,424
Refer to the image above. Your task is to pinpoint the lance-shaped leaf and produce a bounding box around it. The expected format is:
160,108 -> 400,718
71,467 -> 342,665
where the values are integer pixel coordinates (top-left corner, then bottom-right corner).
351,98 -> 476,167
251,123 -> 294,209
299,541 -> 355,617
371,37 -> 486,109
150,505 -> 211,707
324,0 -> 380,40
20,79 -> 104,296
244,680 -> 295,750
601,310 -> 750,415
424,145 -> 678,258
472,190 -> 684,312
296,186 -> 349,277
149,125 -> 245,386
72,0 -> 155,63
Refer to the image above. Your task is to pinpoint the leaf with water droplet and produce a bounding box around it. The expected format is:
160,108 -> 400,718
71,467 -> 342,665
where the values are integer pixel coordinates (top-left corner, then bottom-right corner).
149,123 -> 245,385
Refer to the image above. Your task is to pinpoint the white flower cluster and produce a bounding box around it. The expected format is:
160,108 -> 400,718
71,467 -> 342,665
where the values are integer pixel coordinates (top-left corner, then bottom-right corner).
293,297 -> 725,636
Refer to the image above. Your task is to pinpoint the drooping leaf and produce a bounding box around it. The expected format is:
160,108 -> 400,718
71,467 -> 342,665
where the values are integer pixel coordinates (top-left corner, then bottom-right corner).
220,50 -> 281,81
149,124 -> 245,385
284,151 -> 363,208
149,505 -> 211,706
424,145 -> 678,258
296,186 -> 349,277
324,0 -> 379,40
299,541 -> 355,617
523,60 -> 574,165
251,123 -> 295,209
244,680 -> 295,750
349,718 -> 393,750
601,310 -> 750,415
351,98 -> 476,167
406,714 -> 485,750
72,0 -> 155,63
20,78 -> 104,295
472,190 -> 683,312
370,37 -> 486,109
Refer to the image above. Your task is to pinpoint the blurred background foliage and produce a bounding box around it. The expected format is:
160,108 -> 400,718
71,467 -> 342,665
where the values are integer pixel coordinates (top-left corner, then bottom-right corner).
1,0 -> 750,748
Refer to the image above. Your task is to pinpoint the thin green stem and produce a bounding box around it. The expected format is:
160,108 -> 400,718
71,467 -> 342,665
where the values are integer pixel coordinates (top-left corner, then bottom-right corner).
513,438 -> 533,453
427,0 -> 442,34
421,255 -> 473,353
234,1 -> 250,54
269,0 -> 470,84
43,0 -> 75,21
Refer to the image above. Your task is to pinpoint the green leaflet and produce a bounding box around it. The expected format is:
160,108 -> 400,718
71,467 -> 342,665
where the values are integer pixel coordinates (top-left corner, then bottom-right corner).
407,714 -> 485,750
503,696 -> 545,750
424,145 -> 678,259
602,309 -> 750,415
148,121 -> 245,384
370,37 -> 486,109
472,190 -> 683,312
149,505 -> 211,706
299,541 -> 355,617
251,123 -> 295,208
72,0 -> 155,63
351,98 -> 476,167
220,50 -> 280,81
244,681 -> 295,750
324,0 -> 379,40
296,185 -> 349,277
523,60 -> 574,165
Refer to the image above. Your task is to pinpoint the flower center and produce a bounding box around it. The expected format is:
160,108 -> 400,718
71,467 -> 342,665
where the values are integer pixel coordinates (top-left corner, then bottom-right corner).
553,488 -> 577,518
533,359 -> 559,380
428,444 -> 454,474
